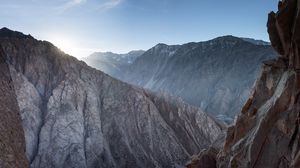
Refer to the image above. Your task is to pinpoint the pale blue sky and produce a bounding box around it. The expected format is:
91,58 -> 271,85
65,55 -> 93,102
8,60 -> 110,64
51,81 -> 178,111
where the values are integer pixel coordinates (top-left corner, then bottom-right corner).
0,0 -> 278,58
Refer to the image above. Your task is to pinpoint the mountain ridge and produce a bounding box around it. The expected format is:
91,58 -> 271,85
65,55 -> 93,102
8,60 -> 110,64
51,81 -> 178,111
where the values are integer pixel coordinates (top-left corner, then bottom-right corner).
88,35 -> 277,122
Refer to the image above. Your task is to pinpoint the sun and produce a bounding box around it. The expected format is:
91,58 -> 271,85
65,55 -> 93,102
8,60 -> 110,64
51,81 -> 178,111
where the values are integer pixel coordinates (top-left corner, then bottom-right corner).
50,37 -> 74,55
46,35 -> 91,59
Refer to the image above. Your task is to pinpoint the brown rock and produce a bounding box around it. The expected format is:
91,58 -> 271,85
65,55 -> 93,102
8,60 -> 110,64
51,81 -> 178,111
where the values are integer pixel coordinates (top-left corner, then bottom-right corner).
0,46 -> 28,167
187,148 -> 218,168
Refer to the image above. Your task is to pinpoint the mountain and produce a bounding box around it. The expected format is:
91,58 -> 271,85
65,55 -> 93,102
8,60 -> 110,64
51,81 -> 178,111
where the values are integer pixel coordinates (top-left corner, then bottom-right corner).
83,50 -> 144,77
188,0 -> 300,167
0,27 -> 223,168
108,36 -> 277,123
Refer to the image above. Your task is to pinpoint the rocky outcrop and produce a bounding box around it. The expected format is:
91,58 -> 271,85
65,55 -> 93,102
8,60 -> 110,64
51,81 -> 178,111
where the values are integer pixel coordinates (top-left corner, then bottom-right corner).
186,148 -> 218,168
0,27 -> 223,168
216,0 -> 300,167
0,45 -> 28,167
101,37 -> 276,123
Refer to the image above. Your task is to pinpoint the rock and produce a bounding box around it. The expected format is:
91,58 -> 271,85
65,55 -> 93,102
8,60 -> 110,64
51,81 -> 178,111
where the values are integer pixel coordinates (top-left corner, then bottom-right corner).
186,148 -> 218,168
0,46 -> 28,167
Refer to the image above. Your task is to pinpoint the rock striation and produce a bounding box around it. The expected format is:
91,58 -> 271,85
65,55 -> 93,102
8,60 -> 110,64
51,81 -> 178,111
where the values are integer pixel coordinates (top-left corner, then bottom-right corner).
0,45 -> 28,167
215,0 -> 300,167
0,27 -> 223,168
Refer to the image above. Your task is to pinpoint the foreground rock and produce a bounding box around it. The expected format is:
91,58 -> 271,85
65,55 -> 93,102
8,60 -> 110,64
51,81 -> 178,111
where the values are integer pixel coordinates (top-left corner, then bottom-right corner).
0,27 -> 223,168
0,45 -> 28,167
216,0 -> 300,167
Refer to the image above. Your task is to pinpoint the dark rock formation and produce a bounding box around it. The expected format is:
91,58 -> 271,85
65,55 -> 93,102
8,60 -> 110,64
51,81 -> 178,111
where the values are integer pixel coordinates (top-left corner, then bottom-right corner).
97,36 -> 276,123
215,0 -> 300,167
186,148 -> 218,168
0,46 -> 28,167
0,27 -> 223,168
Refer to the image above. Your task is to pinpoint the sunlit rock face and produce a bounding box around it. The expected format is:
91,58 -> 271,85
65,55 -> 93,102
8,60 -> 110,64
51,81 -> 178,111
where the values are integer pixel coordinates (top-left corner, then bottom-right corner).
215,0 -> 300,167
0,45 -> 28,168
102,37 -> 276,123
0,27 -> 223,168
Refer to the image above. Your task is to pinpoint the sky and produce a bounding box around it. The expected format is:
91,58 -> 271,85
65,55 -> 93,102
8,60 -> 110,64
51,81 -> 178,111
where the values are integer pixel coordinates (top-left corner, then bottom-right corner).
0,0 -> 278,59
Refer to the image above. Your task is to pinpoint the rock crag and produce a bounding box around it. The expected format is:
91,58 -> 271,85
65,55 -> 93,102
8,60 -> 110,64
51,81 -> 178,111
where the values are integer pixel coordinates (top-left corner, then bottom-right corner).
215,0 -> 300,167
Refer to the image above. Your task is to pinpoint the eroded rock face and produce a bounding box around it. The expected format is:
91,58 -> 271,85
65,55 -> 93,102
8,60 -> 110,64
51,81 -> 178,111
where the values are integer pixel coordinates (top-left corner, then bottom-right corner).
0,46 -> 28,167
216,0 -> 300,167
0,28 -> 223,168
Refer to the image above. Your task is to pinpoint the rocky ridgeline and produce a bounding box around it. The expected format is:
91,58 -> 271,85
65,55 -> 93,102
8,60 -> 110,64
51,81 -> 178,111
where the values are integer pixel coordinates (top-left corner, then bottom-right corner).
188,0 -> 300,167
0,27 -> 223,168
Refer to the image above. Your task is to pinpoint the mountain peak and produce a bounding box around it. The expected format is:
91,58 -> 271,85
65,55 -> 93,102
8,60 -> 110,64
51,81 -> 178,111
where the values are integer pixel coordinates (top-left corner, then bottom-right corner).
0,27 -> 33,39
211,35 -> 243,42
208,35 -> 270,47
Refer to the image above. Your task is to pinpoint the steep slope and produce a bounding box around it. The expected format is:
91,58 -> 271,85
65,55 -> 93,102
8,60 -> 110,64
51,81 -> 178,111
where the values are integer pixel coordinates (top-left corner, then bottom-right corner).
83,50 -> 144,77
216,0 -> 300,167
0,45 -> 28,167
116,37 -> 276,122
0,27 -> 223,168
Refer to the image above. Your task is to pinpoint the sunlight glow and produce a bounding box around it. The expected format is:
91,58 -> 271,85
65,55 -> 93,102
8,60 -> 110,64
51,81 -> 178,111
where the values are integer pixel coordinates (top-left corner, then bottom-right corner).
50,37 -> 74,55
47,36 -> 91,59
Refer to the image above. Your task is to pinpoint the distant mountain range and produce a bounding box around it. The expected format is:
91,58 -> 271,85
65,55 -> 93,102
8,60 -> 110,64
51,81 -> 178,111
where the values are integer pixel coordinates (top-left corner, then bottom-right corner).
83,50 -> 145,77
84,36 -> 277,122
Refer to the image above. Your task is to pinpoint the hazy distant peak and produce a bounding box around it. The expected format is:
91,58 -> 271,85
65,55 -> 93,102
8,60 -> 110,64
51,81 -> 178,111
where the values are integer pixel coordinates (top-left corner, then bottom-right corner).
152,36 -> 269,52
0,27 -> 33,39
156,43 -> 168,46
209,35 -> 245,43
127,50 -> 145,55
241,37 -> 270,45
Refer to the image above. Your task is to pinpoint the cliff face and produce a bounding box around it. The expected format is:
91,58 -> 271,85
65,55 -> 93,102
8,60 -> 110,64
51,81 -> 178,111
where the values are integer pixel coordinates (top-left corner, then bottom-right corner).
216,0 -> 300,167
0,28 -> 223,168
0,45 -> 28,167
